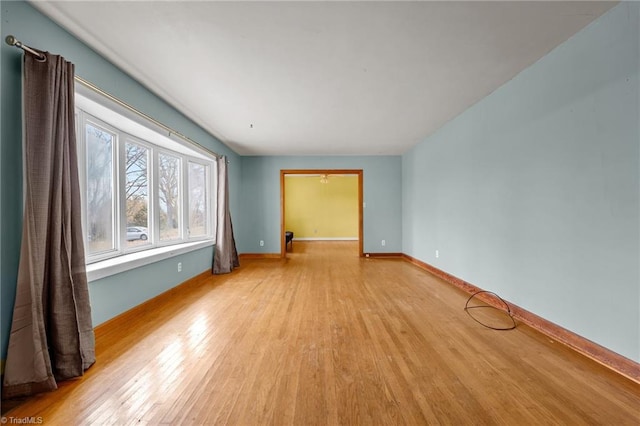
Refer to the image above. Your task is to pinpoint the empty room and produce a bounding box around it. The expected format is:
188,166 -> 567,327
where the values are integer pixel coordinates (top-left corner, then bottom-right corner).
1,1 -> 638,424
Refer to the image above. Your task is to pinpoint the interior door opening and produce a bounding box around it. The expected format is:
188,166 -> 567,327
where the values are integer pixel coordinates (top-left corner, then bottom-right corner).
280,169 -> 363,258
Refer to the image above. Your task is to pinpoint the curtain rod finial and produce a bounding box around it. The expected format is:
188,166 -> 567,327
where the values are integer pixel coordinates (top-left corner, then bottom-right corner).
5,35 -> 18,46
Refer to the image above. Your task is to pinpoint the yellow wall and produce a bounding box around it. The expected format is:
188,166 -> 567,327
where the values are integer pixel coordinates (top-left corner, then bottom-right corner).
284,175 -> 358,239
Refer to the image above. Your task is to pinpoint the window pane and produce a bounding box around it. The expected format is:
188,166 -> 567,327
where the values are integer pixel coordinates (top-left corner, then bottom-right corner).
86,123 -> 115,254
125,142 -> 150,248
188,162 -> 208,237
158,153 -> 181,241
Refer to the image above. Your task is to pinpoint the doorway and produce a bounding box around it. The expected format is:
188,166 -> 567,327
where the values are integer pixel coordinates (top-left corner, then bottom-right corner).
280,169 -> 363,258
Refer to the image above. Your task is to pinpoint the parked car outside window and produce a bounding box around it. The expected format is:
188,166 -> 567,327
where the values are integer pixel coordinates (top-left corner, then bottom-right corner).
126,226 -> 148,241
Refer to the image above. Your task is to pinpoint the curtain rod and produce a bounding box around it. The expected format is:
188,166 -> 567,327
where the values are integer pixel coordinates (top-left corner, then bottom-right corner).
6,34 -> 223,161
5,35 -> 46,61
74,76 -> 222,160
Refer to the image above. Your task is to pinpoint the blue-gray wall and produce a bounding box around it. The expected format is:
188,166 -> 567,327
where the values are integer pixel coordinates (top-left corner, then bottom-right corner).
238,156 -> 402,254
0,1 -> 241,359
403,3 -> 639,362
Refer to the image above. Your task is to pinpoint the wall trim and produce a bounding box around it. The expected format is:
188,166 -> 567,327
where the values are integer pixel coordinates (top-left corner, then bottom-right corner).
239,253 -> 281,259
365,253 -> 403,258
294,237 -> 358,241
402,254 -> 640,384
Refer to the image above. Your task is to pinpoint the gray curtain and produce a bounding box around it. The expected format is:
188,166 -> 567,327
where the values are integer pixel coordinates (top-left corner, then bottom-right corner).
212,156 -> 239,274
2,52 -> 95,399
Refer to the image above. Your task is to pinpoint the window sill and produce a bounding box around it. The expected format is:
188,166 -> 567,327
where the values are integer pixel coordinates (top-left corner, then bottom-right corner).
86,240 -> 214,282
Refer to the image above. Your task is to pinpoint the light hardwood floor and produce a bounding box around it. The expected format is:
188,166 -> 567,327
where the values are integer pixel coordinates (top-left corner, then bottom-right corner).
3,241 -> 639,425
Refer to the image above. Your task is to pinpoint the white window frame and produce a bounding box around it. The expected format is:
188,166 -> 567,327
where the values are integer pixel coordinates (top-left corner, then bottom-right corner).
74,84 -> 217,279
155,148 -> 183,244
120,135 -> 154,255
80,114 -> 120,262
185,158 -> 212,239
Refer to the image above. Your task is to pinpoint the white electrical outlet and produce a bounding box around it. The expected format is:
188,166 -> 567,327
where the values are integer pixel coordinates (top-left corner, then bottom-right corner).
435,250 -> 439,258
381,240 -> 386,246
260,240 -> 264,246
178,262 -> 182,272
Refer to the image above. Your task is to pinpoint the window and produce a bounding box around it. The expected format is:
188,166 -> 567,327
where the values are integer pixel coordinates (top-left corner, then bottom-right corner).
188,161 -> 208,238
85,121 -> 116,255
124,140 -> 150,249
75,86 -> 217,265
158,152 -> 181,242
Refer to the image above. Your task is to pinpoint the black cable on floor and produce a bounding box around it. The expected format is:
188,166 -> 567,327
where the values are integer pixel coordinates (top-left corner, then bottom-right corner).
464,290 -> 517,331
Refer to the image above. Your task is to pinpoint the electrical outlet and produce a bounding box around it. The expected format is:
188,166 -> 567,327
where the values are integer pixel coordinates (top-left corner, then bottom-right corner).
259,240 -> 264,247
177,262 -> 182,272
435,250 -> 439,259
381,239 -> 386,246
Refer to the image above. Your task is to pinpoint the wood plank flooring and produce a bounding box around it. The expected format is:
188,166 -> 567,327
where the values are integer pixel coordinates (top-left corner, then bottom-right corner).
3,241 -> 639,425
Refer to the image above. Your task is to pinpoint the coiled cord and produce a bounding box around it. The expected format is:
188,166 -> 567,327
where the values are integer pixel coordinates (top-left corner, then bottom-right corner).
464,290 -> 517,331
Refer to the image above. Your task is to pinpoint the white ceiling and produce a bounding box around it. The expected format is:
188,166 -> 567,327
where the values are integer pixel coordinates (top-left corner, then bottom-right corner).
33,1 -> 616,156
